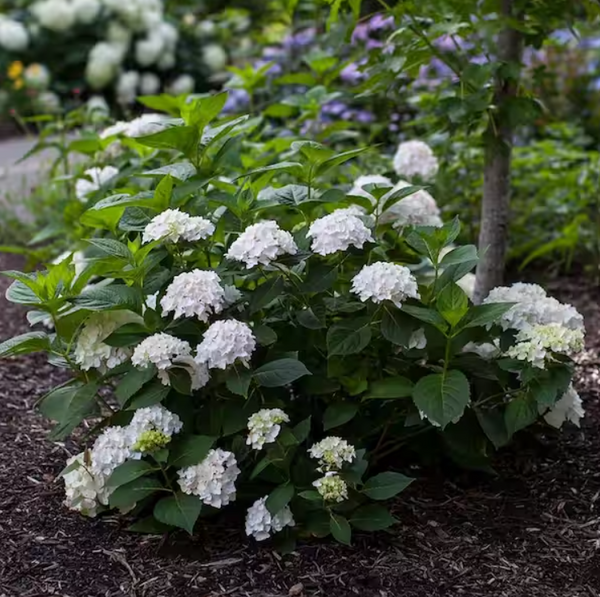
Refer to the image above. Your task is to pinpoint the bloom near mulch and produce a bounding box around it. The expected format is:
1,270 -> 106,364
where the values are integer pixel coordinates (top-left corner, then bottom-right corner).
1,252 -> 599,597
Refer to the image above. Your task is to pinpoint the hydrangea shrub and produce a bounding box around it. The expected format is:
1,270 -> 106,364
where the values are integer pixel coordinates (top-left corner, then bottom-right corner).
0,94 -> 585,548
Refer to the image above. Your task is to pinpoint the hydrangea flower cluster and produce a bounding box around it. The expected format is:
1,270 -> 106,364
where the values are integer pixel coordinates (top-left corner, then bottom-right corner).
62,452 -> 105,517
246,408 -> 290,450
351,262 -> 420,308
484,283 -> 584,332
245,496 -> 295,541
129,405 -> 183,446
90,425 -> 138,481
177,448 -> 240,508
308,437 -> 356,472
74,311 -> 140,372
225,221 -> 298,268
160,270 -> 225,321
393,140 -> 439,180
195,320 -> 256,370
307,208 -> 373,256
349,175 -> 393,199
505,323 -> 585,368
313,473 -> 349,503
379,183 -> 443,228
0,17 -> 29,51
100,113 -> 169,140
75,166 -> 119,202
540,385 -> 585,428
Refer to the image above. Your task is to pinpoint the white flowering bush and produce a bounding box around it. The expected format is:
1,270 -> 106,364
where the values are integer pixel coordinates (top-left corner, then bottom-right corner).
0,93 -> 585,549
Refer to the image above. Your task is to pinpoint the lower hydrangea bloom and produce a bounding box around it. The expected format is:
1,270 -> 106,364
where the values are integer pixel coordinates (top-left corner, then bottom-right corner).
351,262 -> 420,308
90,426 -> 138,484
313,473 -> 348,503
75,166 -> 119,202
142,209 -> 215,244
245,496 -> 295,541
540,385 -> 585,428
392,140 -> 439,181
226,220 -> 298,268
195,319 -> 256,370
308,437 -> 356,472
160,270 -> 225,321
247,408 -> 290,450
177,448 -> 240,508
379,182 -> 442,228
63,452 -> 106,517
307,209 -> 373,256
505,323 -> 585,368
349,174 -> 393,200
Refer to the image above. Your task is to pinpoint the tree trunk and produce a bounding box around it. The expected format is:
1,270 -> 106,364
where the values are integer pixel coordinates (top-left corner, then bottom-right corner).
473,0 -> 523,304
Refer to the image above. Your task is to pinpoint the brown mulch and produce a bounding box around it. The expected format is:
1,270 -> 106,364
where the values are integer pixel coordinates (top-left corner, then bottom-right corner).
1,254 -> 599,597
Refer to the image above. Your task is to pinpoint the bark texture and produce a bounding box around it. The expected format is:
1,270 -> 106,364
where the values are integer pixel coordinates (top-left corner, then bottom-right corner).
473,0 -> 523,304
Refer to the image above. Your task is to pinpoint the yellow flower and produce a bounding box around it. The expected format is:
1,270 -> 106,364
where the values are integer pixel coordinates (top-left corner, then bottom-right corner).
8,61 -> 24,80
13,78 -> 24,90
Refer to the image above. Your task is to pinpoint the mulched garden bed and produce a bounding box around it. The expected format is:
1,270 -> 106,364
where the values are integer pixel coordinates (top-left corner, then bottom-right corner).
1,252 -> 599,597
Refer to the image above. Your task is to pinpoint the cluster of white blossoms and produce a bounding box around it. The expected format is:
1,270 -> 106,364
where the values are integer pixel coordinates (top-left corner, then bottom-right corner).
245,496 -> 295,541
142,209 -> 215,244
226,221 -> 298,268
177,448 -> 240,508
160,270 -> 225,321
408,328 -> 427,350
24,64 -> 51,90
246,408 -> 290,450
309,437 -> 356,472
75,166 -> 119,202
540,384 -> 585,428
506,323 -> 585,368
100,113 -> 169,140
74,311 -> 140,372
167,74 -> 195,96
307,208 -> 373,256
90,426 -> 137,481
62,452 -> 106,517
0,16 -> 29,51
195,320 -> 256,370
313,473 -> 349,503
393,140 -> 439,181
349,175 -> 393,199
379,183 -> 443,228
128,405 -> 183,453
351,262 -> 420,308
484,283 -> 584,333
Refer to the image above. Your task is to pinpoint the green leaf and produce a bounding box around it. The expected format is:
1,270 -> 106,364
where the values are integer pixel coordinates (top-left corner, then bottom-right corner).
298,490 -> 322,501
73,285 -> 142,311
109,477 -> 163,510
168,435 -> 216,468
330,514 -> 351,545
127,380 -> 170,409
250,276 -> 284,313
48,382 -> 99,440
475,409 -> 510,449
296,307 -> 326,329
361,472 -> 414,500
0,332 -> 50,358
327,319 -> 372,356
107,460 -> 156,489
266,483 -> 295,515
302,264 -> 337,293
87,238 -> 133,262
38,382 -> 82,420
402,305 -> 448,330
436,283 -> 469,326
154,492 -> 202,535
142,162 -> 197,181
380,184 -> 422,214
323,402 -> 358,430
226,367 -> 253,397
154,174 -> 174,211
316,147 -> 368,177
115,366 -> 157,406
504,396 -> 538,437
136,126 -> 199,160
350,505 -> 397,531
459,303 -> 514,329
440,245 -> 478,267
412,370 -> 470,429
293,416 -> 312,443
253,358 -> 312,387
380,307 -> 415,347
127,516 -> 174,534
365,377 -> 413,399
253,324 -> 278,345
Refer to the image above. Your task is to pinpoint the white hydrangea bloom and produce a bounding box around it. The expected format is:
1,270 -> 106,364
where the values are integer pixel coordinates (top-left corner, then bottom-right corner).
379,181 -> 442,228
86,42 -> 126,89
308,437 -> 356,472
129,405 -> 183,441
313,473 -> 348,503
74,311 -> 139,371
505,323 -> 585,368
351,262 -> 420,308
160,270 -> 225,321
177,448 -> 240,508
223,285 -> 243,307
202,43 -> 228,72
462,341 -> 501,360
157,52 -> 176,71
541,385 -> 585,429
75,166 -> 119,201
31,0 -> 76,32
135,34 -> 164,67
35,91 -> 61,114
457,273 -> 476,299
0,17 -> 29,51
24,64 -> 51,90
145,292 -> 158,311
142,209 -> 215,244
72,0 -> 101,23
349,175 -> 393,199
126,113 -> 169,137
63,452 -> 105,517
226,221 -> 298,268
131,332 -> 192,384
307,209 -> 373,256
116,70 -> 140,105
484,283 -> 584,333
106,21 -> 132,45
195,319 -> 256,370
408,328 -> 427,350
139,72 -> 161,95
100,120 -> 130,139
90,425 -> 137,481
247,408 -> 290,450
167,74 -> 195,96
393,140 -> 439,180
245,496 -> 295,541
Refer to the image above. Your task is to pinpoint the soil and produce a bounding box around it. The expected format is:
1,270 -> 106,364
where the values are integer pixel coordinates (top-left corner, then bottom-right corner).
1,253 -> 599,597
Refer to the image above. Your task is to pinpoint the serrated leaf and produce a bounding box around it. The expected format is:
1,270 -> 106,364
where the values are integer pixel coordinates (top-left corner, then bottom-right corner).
168,435 -> 216,468
330,514 -> 351,545
109,477 -> 163,509
115,366 -> 157,406
250,276 -> 284,313
460,303 -> 515,329
87,238 -> 133,261
323,402 -> 358,430
73,285 -> 142,311
0,332 -> 50,358
365,377 -> 413,399
350,505 -> 397,531
154,492 -> 202,535
107,460 -> 156,489
266,483 -> 295,515
436,283 -> 469,326
380,306 -> 415,347
327,319 -> 372,356
361,472 -> 414,500
253,358 -> 311,387
504,396 -> 538,437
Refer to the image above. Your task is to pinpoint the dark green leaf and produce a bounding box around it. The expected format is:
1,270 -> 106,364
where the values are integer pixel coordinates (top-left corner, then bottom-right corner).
266,483 -> 295,515
154,492 -> 202,535
330,514 -> 351,545
250,276 -> 284,313
323,403 -> 358,430
253,358 -> 311,387
365,377 -> 413,399
0,332 -> 50,358
362,472 -> 414,500
168,435 -> 216,467
350,505 -> 397,531
107,460 -> 156,489
327,319 -> 372,356
109,477 -> 163,509
504,396 -> 538,437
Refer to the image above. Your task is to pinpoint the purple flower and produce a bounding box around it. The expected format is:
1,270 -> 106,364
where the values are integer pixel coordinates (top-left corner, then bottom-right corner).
354,110 -> 374,123
351,23 -> 370,44
340,61 -> 366,84
254,59 -> 283,76
222,88 -> 250,113
282,28 -> 316,50
367,14 -> 394,31
262,46 -> 285,61
322,101 -> 348,116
